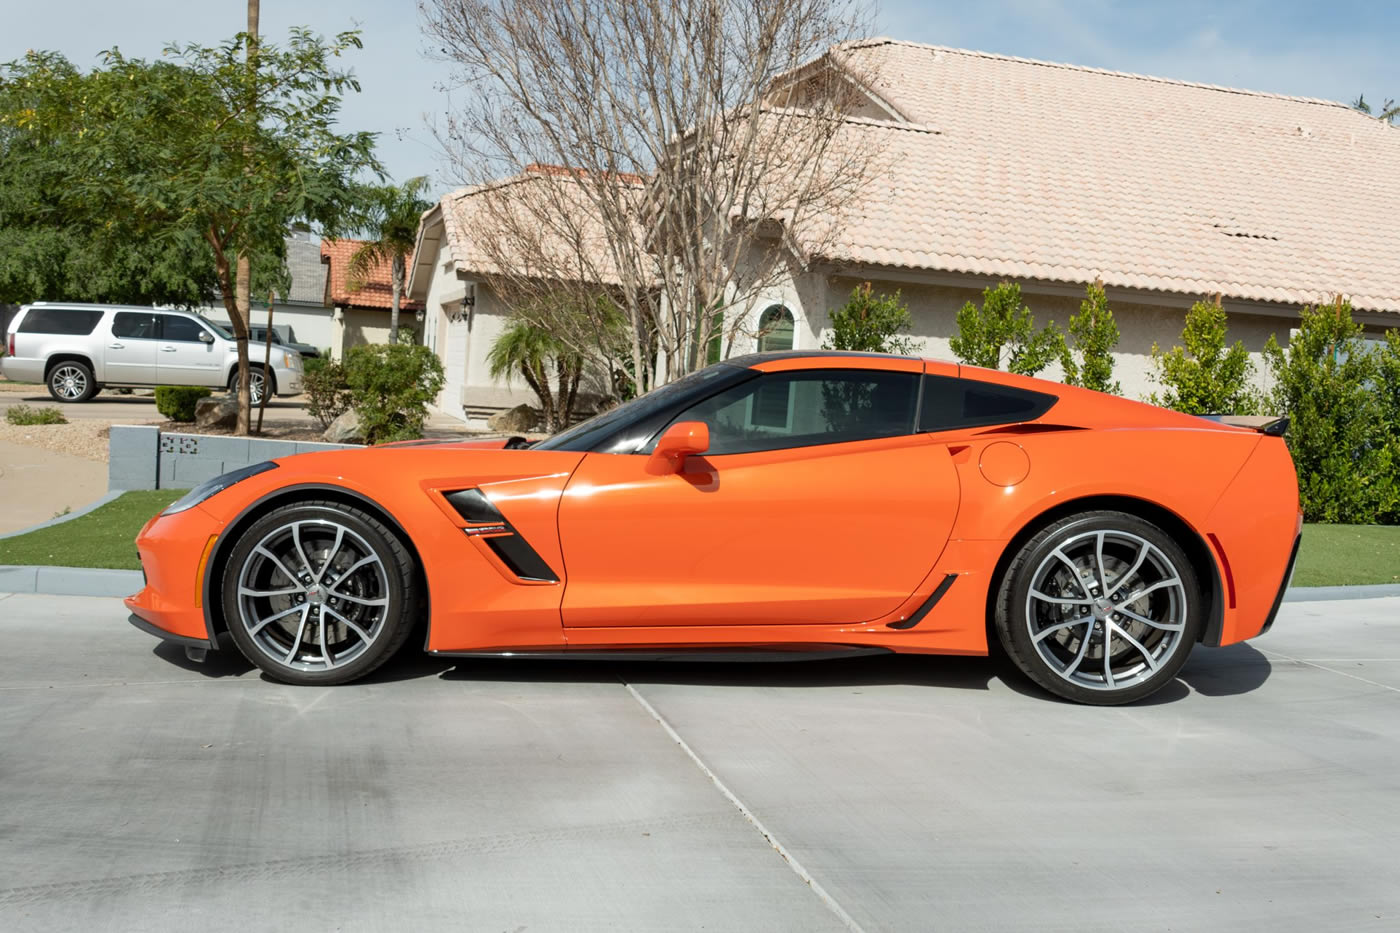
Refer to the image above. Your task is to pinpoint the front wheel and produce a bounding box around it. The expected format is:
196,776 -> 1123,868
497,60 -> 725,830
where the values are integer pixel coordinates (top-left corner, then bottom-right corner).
994,511 -> 1202,705
229,367 -> 272,405
221,501 -> 419,685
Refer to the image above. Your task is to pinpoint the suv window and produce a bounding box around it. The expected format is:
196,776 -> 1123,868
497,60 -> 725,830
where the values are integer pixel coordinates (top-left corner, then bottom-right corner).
162,316 -> 211,343
112,312 -> 160,340
919,375 -> 1057,432
18,308 -> 105,336
664,369 -> 919,455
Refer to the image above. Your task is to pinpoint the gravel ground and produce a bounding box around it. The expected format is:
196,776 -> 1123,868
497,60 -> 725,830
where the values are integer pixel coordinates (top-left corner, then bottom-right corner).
0,419 -> 118,463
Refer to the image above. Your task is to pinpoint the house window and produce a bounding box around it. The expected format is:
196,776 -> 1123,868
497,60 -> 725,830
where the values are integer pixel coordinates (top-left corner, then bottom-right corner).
756,305 -> 795,353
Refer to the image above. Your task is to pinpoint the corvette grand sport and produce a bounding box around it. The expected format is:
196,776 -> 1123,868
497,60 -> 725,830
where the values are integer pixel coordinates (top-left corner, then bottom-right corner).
127,351 -> 1301,705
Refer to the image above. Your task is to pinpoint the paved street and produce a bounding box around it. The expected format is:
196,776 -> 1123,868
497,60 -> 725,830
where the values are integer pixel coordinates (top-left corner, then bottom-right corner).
0,593 -> 1396,932
0,384 -> 316,425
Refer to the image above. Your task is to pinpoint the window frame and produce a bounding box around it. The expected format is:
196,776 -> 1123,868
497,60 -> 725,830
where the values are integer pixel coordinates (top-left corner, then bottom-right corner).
643,367 -> 923,456
159,314 -> 215,344
110,311 -> 162,341
755,304 -> 796,354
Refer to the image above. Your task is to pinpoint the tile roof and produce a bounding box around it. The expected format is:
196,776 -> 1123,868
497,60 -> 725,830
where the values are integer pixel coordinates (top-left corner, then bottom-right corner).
320,239 -> 422,311
802,40 -> 1400,312
435,166 -> 644,286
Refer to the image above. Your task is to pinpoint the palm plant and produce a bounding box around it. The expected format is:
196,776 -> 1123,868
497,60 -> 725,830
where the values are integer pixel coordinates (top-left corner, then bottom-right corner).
348,176 -> 432,343
1352,94 -> 1400,125
487,319 -> 584,432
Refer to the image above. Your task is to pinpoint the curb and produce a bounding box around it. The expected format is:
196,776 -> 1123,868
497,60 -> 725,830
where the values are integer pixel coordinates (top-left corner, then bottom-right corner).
1282,583 -> 1400,602
0,491 -> 125,541
0,565 -> 143,598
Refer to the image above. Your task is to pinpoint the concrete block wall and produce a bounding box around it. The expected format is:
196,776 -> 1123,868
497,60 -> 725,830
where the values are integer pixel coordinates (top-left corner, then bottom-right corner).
109,426 -> 356,491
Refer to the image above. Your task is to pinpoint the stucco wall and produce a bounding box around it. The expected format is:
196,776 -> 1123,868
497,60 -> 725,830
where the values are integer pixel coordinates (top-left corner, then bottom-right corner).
773,273 -> 1287,403
204,303 -> 335,356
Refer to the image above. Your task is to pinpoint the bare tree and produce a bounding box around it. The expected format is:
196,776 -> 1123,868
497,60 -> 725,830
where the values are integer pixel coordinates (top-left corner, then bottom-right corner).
421,0 -> 884,389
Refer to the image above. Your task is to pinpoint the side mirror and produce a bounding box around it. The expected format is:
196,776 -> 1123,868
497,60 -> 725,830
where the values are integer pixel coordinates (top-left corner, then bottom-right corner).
198,330 -> 214,344
649,421 -> 709,473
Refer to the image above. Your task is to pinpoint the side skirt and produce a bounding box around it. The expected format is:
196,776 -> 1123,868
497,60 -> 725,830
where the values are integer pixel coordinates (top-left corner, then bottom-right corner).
430,645 -> 893,663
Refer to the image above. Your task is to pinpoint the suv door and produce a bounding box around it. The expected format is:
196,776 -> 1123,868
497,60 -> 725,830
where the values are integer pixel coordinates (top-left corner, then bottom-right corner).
556,366 -> 961,628
106,312 -> 161,384
157,315 -> 224,387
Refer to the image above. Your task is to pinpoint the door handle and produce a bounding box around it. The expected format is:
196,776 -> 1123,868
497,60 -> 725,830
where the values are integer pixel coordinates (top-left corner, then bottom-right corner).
160,346 -> 177,352
109,342 -> 124,349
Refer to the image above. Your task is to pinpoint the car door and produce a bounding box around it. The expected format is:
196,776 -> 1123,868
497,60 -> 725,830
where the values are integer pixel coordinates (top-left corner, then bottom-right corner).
105,312 -> 160,384
557,364 -> 961,628
157,315 -> 224,387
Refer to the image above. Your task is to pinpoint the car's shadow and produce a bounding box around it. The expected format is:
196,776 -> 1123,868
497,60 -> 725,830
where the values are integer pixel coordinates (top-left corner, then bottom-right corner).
155,638 -> 1273,704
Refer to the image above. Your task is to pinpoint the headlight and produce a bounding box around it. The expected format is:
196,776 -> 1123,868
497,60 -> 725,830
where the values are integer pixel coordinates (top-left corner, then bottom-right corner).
163,461 -> 278,515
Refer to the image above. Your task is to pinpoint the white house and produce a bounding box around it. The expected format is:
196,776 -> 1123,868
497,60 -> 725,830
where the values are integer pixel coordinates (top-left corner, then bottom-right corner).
410,39 -> 1400,423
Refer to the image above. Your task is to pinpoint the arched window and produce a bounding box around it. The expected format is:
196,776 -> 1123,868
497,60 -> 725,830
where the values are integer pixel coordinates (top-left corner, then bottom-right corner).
756,305 -> 795,353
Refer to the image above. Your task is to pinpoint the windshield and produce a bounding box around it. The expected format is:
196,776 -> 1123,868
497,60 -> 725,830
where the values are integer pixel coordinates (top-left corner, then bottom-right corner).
203,319 -> 234,340
533,364 -> 751,452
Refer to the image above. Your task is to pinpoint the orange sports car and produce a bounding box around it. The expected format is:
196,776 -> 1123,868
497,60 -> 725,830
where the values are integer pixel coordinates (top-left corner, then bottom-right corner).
127,351 -> 1301,705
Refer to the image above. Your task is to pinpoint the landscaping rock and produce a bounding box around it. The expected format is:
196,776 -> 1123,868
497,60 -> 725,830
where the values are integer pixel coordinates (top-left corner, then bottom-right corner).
194,395 -> 239,431
324,409 -> 366,445
488,404 -> 541,433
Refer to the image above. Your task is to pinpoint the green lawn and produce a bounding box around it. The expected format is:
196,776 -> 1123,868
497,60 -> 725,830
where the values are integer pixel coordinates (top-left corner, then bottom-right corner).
2,490 -> 1398,587
0,489 -> 185,570
1293,523 -> 1400,587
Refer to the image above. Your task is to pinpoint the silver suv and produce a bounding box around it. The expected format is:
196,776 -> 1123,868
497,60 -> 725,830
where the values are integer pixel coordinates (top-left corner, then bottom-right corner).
2,302 -> 303,403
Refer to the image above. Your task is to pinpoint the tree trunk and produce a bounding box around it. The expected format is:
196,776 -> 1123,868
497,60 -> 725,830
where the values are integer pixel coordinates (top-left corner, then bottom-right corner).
390,255 -> 403,344
257,295 -> 275,433
234,0 -> 261,436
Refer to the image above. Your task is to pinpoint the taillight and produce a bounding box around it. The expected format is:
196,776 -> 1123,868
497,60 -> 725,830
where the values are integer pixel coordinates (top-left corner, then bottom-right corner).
6,331 -> 13,356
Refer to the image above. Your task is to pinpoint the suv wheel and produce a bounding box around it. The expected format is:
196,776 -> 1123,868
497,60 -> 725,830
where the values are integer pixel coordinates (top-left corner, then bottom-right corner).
47,361 -> 99,403
229,367 -> 273,405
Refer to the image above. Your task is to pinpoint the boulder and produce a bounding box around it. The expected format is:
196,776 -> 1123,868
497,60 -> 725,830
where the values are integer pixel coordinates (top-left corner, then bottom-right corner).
324,409 -> 366,445
194,395 -> 239,431
488,404 -> 541,434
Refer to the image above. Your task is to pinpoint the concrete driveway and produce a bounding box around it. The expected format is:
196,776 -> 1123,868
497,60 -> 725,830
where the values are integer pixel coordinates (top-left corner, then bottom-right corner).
1,593 -> 1396,932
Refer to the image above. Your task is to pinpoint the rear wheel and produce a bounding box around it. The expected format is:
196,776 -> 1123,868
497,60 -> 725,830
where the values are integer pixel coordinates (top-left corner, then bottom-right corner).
47,361 -> 98,402
221,501 -> 418,685
994,511 -> 1201,705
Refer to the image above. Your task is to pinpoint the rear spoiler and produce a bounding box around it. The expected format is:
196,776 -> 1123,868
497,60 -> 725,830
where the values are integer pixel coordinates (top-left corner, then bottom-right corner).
1197,415 -> 1289,436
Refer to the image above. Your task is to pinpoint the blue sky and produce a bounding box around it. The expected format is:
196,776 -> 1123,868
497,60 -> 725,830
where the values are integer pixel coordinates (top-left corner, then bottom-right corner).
3,1 -> 1396,197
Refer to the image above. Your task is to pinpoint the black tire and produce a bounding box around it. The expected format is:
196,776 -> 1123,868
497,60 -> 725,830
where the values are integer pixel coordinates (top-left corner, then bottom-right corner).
221,501 -> 419,685
46,360 -> 99,402
228,366 -> 273,405
994,510 -> 1202,705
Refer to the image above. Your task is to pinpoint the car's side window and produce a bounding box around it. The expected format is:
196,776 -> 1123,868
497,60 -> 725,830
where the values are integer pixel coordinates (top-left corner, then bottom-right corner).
161,316 -> 210,343
666,369 -> 920,455
112,312 -> 160,340
919,375 -> 1058,432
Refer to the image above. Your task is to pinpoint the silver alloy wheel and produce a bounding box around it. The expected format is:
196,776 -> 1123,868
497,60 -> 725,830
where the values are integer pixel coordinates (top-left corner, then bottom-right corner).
1023,529 -> 1188,692
248,370 -> 266,405
50,365 -> 88,400
234,519 -> 391,672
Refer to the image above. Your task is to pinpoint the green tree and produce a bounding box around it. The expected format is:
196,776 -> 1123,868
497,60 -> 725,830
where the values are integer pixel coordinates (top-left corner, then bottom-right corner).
487,318 -> 585,432
1060,280 -> 1121,394
821,283 -> 918,354
950,281 -> 1061,376
0,32 -> 379,433
1378,330 -> 1400,523
348,177 -> 433,344
1352,93 -> 1399,125
1264,297 -> 1396,524
1147,296 -> 1259,414
0,52 -> 218,306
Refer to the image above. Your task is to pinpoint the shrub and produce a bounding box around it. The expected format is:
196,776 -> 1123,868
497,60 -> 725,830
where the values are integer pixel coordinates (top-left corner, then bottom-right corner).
1147,296 -> 1259,414
303,359 -> 352,429
344,343 -> 445,444
1264,297 -> 1397,524
5,404 -> 67,425
302,355 -> 328,377
950,281 -> 1061,376
154,386 -> 211,422
822,283 -> 918,354
1060,281 -> 1121,394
